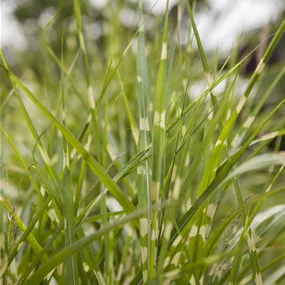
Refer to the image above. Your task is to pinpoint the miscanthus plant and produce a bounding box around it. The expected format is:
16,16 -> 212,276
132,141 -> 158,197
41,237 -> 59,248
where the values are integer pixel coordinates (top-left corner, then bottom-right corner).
1,1 -> 285,284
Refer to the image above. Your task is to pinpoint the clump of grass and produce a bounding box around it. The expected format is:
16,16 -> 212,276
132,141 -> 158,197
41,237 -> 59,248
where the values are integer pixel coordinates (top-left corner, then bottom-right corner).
1,1 -> 285,284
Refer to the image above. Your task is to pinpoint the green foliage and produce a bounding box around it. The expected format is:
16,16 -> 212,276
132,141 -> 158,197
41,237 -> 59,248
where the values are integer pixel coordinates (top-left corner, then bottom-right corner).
1,1 -> 285,285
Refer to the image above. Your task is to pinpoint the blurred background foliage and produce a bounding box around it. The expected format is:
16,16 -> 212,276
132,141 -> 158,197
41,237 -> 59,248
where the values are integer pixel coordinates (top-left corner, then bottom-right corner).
2,0 -> 284,82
